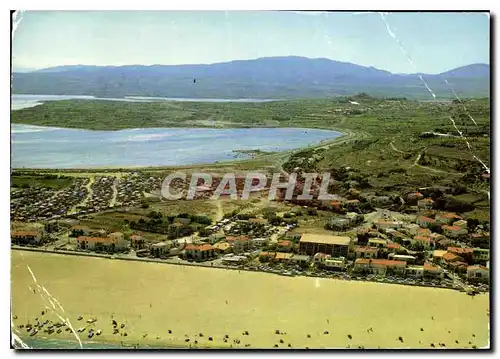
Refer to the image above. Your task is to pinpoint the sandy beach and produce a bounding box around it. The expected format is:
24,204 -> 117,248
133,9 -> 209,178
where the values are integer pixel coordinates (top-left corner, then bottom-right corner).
11,250 -> 489,349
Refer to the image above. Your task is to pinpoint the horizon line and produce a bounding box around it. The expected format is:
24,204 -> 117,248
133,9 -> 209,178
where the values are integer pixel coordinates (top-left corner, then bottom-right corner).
13,56 -> 490,76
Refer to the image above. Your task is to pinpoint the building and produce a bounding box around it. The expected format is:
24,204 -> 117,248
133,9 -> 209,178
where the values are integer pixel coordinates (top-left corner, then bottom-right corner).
423,262 -> 444,279
389,254 -> 416,264
432,250 -> 447,264
226,235 -> 251,253
417,198 -> 434,209
354,246 -> 378,259
442,252 -> 463,265
299,233 -> 351,257
406,265 -> 424,278
473,248 -> 489,263
184,243 -> 215,261
435,213 -> 462,225
368,239 -> 387,248
416,228 -> 432,237
448,261 -> 468,274
11,230 -> 42,246
76,235 -> 128,252
251,237 -> 268,247
213,241 -> 232,254
442,225 -> 467,239
130,235 -> 146,250
453,220 -> 468,229
466,265 -> 489,284
151,242 -> 169,257
290,254 -> 311,267
447,247 -> 474,263
221,254 -> 247,265
374,220 -> 403,231
416,216 -> 436,228
274,252 -> 293,263
353,258 -> 406,276
413,235 -> 434,249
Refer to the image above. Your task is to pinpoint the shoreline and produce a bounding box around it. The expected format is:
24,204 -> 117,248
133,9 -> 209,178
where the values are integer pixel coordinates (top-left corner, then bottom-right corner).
10,247 -> 482,294
11,250 -> 490,350
11,127 -> 354,172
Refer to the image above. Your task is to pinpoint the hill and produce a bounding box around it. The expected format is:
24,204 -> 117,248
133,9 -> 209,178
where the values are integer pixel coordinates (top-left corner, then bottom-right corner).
12,57 -> 490,100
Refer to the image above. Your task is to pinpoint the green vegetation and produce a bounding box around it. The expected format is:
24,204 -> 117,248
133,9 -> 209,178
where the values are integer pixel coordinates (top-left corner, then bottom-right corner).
11,95 -> 490,222
11,173 -> 73,189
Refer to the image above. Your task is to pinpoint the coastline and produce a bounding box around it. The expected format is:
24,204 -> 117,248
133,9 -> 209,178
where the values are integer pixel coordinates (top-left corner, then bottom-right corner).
11,250 -> 490,350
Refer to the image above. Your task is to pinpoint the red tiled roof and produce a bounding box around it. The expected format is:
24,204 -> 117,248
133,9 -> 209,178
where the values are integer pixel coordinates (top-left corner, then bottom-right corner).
226,235 -> 249,242
447,246 -> 473,255
423,262 -> 441,272
259,251 -> 276,257
130,235 -> 143,241
184,244 -> 198,251
198,244 -> 214,252
418,216 -> 435,223
437,213 -> 462,219
442,252 -> 461,262
370,259 -> 406,267
278,240 -> 292,247
387,243 -> 401,249
442,225 -> 463,231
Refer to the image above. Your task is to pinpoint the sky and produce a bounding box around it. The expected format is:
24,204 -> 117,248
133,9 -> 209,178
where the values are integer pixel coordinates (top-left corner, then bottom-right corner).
12,11 -> 490,74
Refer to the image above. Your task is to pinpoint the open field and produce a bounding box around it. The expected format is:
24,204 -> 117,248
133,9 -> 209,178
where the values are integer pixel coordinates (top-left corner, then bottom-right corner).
11,250 -> 489,349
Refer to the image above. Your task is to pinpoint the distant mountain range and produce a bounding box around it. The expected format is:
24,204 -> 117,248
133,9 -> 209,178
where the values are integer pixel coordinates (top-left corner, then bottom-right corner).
12,57 -> 490,100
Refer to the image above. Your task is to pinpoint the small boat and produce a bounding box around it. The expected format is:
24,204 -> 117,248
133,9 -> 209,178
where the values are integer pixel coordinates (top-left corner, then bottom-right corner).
96,329 -> 102,336
30,329 -> 38,337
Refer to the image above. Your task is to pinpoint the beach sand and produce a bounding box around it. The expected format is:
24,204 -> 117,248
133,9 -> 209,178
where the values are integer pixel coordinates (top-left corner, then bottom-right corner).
11,250 -> 489,349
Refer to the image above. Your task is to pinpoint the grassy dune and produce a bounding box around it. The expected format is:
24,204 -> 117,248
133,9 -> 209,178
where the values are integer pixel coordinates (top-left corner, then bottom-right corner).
11,250 -> 489,349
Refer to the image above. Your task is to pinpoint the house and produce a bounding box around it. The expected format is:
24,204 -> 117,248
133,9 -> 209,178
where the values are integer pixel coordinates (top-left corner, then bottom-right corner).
328,217 -> 351,230
416,216 -> 435,228
226,235 -> 251,253
447,247 -> 473,263
221,254 -> 247,265
213,241 -> 232,254
470,232 -> 490,247
368,259 -> 406,276
277,240 -> 293,252
322,257 -> 347,271
274,252 -> 293,263
406,265 -> 424,278
406,191 -> 424,204
453,220 -> 468,229
367,239 -> 387,248
386,243 -> 406,254
343,199 -> 360,210
416,228 -> 432,237
389,254 -> 416,264
184,243 -> 215,261
466,265 -> 489,283
473,248 -> 489,263
417,198 -> 434,209
299,233 -> 351,257
70,225 -> 90,237
432,250 -> 448,264
448,261 -> 468,274
354,246 -> 378,259
130,235 -> 146,250
11,230 -> 43,246
442,252 -> 463,264
436,238 -> 453,250
76,235 -> 128,252
353,258 -> 371,273
404,223 -> 421,235
109,232 -> 125,242
374,220 -> 403,230
435,213 -> 462,225
423,262 -> 444,279
151,242 -> 169,257
290,254 -> 311,267
413,236 -> 434,249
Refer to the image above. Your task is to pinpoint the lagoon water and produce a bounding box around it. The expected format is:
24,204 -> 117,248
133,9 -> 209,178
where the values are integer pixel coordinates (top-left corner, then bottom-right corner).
11,124 -> 341,169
